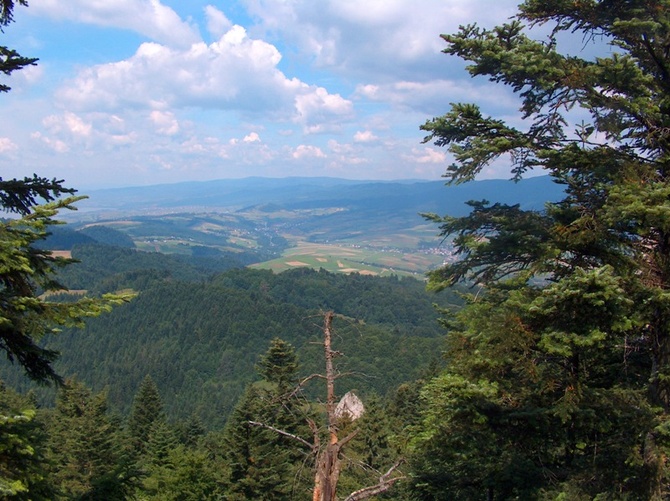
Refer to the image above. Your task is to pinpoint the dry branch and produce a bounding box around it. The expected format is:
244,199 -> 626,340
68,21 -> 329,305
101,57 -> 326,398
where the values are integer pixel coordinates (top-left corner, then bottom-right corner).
248,420 -> 314,450
342,460 -> 406,501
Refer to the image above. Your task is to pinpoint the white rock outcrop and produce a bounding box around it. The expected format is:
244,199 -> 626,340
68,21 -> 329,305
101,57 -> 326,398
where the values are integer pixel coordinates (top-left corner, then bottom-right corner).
335,391 -> 365,421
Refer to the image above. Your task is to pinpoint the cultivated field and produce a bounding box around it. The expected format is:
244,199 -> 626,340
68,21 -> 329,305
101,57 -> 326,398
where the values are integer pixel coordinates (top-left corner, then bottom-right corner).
251,240 -> 444,277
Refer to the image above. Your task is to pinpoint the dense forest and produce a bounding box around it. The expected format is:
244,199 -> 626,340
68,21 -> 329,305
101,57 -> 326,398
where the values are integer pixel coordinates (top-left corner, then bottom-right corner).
4,0 -> 670,500
1,242 -> 461,427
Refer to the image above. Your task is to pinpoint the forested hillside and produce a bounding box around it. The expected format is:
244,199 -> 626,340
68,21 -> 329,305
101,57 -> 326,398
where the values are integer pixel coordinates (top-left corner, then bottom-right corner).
6,0 -> 670,498
1,243 -> 459,429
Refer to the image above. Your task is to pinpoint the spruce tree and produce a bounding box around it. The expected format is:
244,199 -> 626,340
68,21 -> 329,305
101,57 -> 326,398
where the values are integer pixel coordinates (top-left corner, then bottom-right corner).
127,375 -> 165,455
256,337 -> 299,391
45,379 -> 135,500
412,0 -> 670,498
0,381 -> 52,499
222,339 -> 312,499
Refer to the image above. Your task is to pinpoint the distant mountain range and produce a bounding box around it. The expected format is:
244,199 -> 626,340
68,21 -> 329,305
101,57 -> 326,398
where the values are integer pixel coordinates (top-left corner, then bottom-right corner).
53,175 -> 565,277
74,175 -> 563,218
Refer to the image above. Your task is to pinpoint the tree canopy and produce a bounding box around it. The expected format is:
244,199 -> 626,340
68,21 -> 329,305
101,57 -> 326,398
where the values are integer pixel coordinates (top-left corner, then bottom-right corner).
414,0 -> 670,498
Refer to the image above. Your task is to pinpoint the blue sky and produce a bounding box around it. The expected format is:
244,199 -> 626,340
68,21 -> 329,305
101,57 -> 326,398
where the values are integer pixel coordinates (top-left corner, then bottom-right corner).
0,0 -> 532,188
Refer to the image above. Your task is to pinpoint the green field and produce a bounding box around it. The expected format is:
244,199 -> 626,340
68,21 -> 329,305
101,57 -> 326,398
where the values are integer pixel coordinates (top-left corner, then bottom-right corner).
67,202 -> 453,277
250,240 -> 444,277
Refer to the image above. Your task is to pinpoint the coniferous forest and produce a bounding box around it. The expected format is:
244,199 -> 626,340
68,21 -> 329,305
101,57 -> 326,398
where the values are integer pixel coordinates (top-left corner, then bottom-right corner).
4,0 -> 670,499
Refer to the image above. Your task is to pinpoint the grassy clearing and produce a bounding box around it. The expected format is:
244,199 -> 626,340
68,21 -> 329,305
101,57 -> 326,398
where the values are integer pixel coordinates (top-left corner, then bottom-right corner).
50,250 -> 73,259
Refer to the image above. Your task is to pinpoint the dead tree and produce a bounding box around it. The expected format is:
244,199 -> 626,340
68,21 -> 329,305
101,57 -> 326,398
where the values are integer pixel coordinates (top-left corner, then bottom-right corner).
250,311 -> 405,501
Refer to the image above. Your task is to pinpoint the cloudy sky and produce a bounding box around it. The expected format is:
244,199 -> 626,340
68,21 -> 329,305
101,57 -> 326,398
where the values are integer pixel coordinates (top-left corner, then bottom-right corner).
0,0 -> 528,189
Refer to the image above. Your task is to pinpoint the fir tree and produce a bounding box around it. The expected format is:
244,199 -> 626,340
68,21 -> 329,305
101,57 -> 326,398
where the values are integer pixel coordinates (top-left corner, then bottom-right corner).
0,381 -> 52,500
128,375 -> 165,455
45,379 -> 135,500
412,0 -> 670,498
222,339 -> 313,499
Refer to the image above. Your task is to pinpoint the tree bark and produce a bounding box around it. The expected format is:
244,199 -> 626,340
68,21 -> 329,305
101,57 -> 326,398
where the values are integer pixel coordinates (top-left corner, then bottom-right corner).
314,311 -> 342,501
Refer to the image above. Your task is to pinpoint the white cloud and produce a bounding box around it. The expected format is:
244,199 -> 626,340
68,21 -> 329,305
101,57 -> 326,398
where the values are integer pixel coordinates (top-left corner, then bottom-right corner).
328,140 -> 353,155
0,137 -> 18,153
57,26 -> 353,135
295,87 -> 353,133
353,130 -> 378,143
205,5 -> 233,39
356,79 -> 515,116
245,0 -> 516,81
403,147 -> 446,164
31,132 -> 70,153
149,110 -> 180,136
292,144 -> 326,159
0,0 -> 530,186
5,64 -> 43,92
243,132 -> 261,142
181,136 -> 229,158
30,0 -> 199,48
42,112 -> 92,137
327,140 -> 369,166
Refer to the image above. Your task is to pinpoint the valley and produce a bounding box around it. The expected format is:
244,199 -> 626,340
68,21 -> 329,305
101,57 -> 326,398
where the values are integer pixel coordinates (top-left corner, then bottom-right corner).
60,175 -> 560,276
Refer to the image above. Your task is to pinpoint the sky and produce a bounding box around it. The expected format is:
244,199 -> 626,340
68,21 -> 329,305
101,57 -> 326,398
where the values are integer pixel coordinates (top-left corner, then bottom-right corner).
0,0 -> 534,189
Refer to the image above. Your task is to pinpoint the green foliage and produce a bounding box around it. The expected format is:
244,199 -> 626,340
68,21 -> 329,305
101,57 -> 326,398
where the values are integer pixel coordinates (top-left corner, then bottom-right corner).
221,339 -> 314,499
78,225 -> 135,249
0,266 -> 455,428
0,191 -> 134,384
0,1 -> 34,94
139,441 -> 223,501
127,375 -> 165,455
0,382 -> 51,499
56,243 -> 243,292
257,337 -> 299,390
44,379 -> 137,499
413,0 -> 670,498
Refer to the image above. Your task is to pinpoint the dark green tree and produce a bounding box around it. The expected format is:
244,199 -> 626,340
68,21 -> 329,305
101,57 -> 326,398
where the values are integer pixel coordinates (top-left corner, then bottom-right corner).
222,339 -> 313,499
44,379 -> 135,500
256,337 -> 299,391
412,0 -> 670,498
139,441 -> 222,501
0,184 -> 133,385
128,375 -> 165,454
0,382 -> 52,499
0,0 -> 36,94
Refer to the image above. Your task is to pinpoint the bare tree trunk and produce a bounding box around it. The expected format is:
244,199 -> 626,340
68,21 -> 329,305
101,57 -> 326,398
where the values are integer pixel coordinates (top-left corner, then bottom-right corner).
313,311 -> 343,501
252,311 -> 404,500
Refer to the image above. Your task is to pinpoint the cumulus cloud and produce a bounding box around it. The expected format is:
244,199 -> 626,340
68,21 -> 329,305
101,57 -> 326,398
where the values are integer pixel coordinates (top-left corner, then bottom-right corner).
243,132 -> 261,143
181,136 -> 229,158
295,87 -> 353,133
245,0 -> 516,81
356,79 -> 515,115
403,147 -> 447,164
0,137 -> 18,153
353,130 -> 378,143
205,5 -> 233,39
57,25 -> 353,134
0,0 -> 528,185
43,112 -> 92,137
149,110 -> 180,136
292,144 -> 326,159
31,132 -> 70,153
30,0 -> 199,48
327,140 -> 369,166
5,64 -> 43,92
